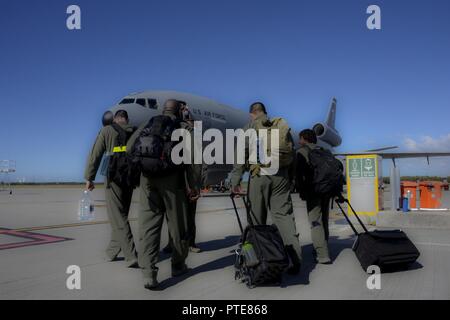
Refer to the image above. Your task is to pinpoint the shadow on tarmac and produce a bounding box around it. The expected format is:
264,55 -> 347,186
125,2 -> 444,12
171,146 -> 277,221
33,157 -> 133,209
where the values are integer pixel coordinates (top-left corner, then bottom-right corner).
158,235 -> 241,261
381,261 -> 423,273
282,236 -> 354,286
158,254 -> 236,290
157,235 -> 356,290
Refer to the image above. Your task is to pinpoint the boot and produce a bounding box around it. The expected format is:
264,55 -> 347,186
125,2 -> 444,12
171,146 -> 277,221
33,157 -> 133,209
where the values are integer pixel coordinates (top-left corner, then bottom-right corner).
172,263 -> 189,277
126,259 -> 140,268
189,245 -> 202,253
144,270 -> 159,290
316,256 -> 332,264
162,244 -> 173,254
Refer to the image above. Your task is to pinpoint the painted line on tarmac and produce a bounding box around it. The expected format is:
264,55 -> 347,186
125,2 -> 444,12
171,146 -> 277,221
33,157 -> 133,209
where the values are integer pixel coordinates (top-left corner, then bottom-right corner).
0,228 -> 72,250
415,241 -> 450,248
13,220 -> 113,232
10,204 -> 337,233
11,206 -> 246,232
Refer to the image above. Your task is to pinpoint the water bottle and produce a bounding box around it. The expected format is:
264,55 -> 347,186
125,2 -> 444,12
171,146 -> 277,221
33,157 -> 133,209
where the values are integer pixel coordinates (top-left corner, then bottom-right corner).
78,190 -> 94,221
242,242 -> 259,267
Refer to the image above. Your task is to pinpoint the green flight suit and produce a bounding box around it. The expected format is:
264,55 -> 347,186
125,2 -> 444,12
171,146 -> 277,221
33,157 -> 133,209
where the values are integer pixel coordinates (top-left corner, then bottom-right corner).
166,177 -> 200,249
166,122 -> 202,249
84,124 -> 138,262
127,116 -> 201,278
296,143 -> 331,262
138,172 -> 190,275
230,113 -> 302,262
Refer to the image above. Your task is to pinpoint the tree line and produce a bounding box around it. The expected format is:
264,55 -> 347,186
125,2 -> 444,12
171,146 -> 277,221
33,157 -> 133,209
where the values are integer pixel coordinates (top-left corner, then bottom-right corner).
382,176 -> 450,184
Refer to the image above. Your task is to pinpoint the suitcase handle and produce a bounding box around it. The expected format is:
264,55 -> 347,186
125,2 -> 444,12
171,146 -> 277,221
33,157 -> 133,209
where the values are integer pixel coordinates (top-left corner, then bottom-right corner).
230,192 -> 258,232
334,195 -> 369,235
230,193 -> 245,234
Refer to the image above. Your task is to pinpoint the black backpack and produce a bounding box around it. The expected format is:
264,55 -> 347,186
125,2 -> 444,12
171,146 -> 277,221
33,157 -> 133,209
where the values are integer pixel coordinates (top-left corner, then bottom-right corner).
107,124 -> 139,188
131,115 -> 181,178
308,146 -> 345,196
231,195 -> 289,288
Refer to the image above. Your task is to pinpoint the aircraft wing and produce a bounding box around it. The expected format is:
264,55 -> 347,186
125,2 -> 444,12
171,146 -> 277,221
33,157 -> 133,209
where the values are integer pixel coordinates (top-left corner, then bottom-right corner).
335,151 -> 450,158
335,151 -> 450,164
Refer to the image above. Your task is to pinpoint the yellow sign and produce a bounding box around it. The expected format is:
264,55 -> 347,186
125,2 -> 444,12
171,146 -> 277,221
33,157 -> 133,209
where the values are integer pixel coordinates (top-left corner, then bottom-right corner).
346,154 -> 382,217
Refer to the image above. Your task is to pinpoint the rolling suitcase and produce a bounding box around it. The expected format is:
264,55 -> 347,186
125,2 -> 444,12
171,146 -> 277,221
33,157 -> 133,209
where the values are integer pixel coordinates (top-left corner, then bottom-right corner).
230,194 -> 289,288
334,196 -> 420,272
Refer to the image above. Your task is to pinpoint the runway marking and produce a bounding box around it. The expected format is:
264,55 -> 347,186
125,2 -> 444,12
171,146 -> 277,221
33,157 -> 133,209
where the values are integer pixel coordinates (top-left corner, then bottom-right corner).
0,228 -> 72,251
14,220 -> 112,232
415,241 -> 450,248
11,206 -> 247,232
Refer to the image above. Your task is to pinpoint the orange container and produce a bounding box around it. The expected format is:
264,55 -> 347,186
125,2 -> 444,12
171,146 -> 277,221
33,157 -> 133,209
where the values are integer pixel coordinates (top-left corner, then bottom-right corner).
401,181 -> 418,208
419,181 -> 442,209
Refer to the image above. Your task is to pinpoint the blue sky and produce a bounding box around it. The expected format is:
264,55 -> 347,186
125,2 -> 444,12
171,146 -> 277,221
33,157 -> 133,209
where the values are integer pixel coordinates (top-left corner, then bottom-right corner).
1,0 -> 450,182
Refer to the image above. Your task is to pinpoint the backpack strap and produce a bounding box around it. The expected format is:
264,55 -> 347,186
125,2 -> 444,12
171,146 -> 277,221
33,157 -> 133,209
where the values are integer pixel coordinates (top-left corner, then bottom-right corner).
298,144 -> 314,165
143,115 -> 181,140
301,144 -> 324,173
268,117 -> 281,126
165,117 -> 182,140
110,123 -> 129,153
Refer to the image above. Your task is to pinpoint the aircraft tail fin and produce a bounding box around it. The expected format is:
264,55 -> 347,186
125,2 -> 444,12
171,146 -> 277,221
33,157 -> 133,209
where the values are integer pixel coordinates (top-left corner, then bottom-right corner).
326,97 -> 337,128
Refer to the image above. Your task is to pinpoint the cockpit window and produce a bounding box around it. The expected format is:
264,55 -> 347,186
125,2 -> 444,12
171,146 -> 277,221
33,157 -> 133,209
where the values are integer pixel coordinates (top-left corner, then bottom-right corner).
148,99 -> 158,109
136,98 -> 146,107
119,98 -> 135,104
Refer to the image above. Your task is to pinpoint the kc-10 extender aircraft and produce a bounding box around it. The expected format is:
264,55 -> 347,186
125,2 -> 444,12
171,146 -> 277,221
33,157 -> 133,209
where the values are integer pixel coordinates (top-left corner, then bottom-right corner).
109,90 -> 450,185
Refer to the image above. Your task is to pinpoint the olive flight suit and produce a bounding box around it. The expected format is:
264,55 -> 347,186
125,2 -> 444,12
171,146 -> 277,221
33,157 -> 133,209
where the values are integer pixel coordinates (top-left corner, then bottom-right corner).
165,121 -> 202,250
126,116 -> 201,280
296,143 -> 331,263
229,113 -> 302,266
84,124 -> 138,263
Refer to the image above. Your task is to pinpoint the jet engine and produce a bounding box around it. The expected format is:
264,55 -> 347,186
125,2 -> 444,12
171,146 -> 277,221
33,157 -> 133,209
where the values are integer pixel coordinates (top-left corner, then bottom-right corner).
312,122 -> 342,147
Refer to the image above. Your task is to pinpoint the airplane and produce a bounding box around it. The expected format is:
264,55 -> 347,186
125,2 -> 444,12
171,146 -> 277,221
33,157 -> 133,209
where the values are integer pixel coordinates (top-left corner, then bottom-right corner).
109,90 -> 450,185
108,90 -> 342,185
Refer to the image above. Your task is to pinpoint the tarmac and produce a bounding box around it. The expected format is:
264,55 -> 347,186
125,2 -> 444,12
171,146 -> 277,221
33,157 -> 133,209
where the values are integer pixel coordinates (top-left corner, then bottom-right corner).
1,185 -> 450,299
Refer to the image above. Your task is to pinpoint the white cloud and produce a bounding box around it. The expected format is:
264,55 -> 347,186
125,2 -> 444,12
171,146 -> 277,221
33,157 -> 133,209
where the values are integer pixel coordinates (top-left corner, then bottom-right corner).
398,134 -> 450,176
403,134 -> 450,152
